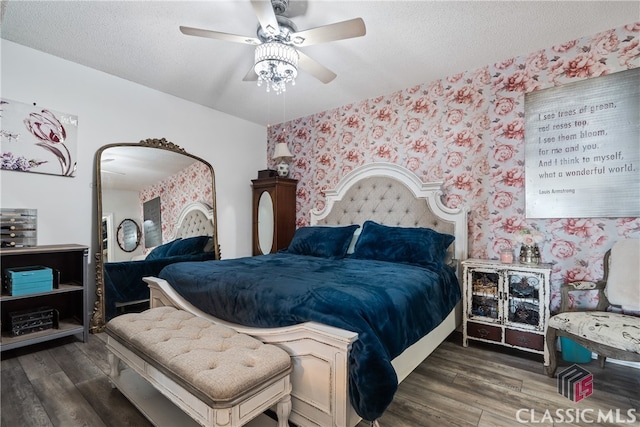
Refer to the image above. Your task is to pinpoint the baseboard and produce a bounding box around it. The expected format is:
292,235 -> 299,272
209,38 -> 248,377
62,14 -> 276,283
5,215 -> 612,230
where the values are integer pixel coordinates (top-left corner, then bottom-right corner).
595,357 -> 640,370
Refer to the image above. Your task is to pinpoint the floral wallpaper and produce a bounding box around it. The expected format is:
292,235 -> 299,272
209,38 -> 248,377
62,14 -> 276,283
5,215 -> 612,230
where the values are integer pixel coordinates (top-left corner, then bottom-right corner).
267,22 -> 640,313
139,161 -> 212,244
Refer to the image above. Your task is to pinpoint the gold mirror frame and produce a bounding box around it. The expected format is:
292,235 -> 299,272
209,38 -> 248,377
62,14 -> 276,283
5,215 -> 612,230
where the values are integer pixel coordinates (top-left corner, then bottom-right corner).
90,138 -> 219,332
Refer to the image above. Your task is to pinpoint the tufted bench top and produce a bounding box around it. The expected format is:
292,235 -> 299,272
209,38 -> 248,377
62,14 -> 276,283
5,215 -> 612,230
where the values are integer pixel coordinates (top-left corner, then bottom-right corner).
106,306 -> 291,406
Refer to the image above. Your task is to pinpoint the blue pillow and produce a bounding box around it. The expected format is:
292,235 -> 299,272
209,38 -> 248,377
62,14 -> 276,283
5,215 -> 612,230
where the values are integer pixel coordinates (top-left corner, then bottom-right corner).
165,235 -> 211,257
145,236 -> 211,260
352,220 -> 454,267
145,239 -> 180,260
285,225 -> 360,259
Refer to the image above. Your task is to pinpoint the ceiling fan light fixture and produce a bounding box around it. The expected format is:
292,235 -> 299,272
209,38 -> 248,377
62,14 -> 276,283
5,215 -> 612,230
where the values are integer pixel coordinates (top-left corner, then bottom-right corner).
254,42 -> 298,94
265,24 -> 278,35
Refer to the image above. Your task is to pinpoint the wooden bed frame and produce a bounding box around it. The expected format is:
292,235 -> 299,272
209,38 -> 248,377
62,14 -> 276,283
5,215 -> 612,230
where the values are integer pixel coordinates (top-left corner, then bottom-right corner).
144,162 -> 468,426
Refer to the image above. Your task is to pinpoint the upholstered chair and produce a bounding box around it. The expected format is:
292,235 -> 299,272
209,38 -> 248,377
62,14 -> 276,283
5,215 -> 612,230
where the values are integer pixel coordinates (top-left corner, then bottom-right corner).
544,239 -> 640,377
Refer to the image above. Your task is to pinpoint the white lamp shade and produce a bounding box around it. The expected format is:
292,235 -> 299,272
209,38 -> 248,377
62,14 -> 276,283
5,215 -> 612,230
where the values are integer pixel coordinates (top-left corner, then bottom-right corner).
272,143 -> 293,160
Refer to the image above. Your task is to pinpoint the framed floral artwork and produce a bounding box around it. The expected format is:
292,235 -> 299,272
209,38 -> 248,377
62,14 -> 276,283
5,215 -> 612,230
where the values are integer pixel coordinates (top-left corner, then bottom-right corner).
1,98 -> 78,177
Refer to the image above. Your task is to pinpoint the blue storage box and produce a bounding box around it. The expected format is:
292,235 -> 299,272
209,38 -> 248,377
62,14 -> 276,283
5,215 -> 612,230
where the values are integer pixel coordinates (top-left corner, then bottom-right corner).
560,336 -> 592,363
4,266 -> 53,296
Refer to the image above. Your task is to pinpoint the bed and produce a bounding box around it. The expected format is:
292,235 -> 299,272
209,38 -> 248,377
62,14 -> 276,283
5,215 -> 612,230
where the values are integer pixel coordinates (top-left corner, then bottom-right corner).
103,201 -> 219,320
144,163 -> 468,427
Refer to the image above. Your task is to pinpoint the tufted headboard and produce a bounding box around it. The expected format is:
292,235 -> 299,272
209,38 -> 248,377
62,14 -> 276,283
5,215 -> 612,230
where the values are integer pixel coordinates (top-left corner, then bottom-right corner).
170,201 -> 219,257
311,163 -> 468,265
172,201 -> 215,238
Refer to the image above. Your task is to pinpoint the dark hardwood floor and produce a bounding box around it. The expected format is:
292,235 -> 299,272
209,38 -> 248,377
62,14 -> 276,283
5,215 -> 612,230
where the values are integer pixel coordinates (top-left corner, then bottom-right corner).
2,332 -> 638,427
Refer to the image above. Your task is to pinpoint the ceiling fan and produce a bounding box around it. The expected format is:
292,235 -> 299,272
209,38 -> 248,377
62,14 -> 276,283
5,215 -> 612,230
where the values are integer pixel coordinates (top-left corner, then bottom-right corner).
179,0 -> 366,93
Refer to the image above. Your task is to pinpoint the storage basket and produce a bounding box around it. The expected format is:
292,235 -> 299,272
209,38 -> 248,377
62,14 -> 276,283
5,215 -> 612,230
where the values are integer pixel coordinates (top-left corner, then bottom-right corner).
560,337 -> 592,363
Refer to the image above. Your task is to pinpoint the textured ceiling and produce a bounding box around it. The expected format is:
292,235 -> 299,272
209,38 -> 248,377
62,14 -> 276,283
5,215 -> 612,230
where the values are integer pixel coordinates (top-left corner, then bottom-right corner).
2,1 -> 638,126
99,146 -> 200,191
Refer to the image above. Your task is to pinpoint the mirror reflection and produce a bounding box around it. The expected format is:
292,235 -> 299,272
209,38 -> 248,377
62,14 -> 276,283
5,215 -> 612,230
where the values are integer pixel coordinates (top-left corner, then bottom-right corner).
257,191 -> 274,255
90,138 -> 220,332
116,218 -> 141,252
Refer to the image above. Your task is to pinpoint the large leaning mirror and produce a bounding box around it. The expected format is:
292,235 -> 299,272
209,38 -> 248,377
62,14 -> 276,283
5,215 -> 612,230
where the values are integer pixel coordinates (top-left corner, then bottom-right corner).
90,138 -> 220,332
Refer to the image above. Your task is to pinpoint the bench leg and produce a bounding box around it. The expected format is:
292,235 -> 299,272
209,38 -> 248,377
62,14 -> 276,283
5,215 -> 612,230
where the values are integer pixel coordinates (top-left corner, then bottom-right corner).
276,394 -> 292,427
107,352 -> 121,388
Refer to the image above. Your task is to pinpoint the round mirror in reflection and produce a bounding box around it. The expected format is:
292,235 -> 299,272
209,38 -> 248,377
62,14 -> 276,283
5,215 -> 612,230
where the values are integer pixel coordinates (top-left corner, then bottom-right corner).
116,218 -> 141,252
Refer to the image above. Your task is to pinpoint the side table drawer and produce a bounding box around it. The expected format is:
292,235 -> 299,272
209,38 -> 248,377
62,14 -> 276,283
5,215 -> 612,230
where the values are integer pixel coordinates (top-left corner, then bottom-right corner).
505,329 -> 544,351
467,322 -> 502,342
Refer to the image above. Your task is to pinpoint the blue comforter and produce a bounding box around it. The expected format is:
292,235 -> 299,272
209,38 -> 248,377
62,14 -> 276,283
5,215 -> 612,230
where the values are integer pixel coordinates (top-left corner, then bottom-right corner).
159,253 -> 460,421
104,252 -> 217,320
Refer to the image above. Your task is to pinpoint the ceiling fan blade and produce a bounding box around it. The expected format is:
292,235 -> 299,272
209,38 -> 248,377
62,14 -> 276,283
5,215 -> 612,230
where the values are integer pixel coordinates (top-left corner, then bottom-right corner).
297,51 -> 336,84
250,0 -> 280,37
242,65 -> 258,82
180,26 -> 260,45
290,18 -> 366,47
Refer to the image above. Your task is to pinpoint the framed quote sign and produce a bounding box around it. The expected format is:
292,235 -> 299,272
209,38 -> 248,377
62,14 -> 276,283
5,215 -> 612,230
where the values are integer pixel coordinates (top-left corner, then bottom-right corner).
524,68 -> 639,218
143,197 -> 162,248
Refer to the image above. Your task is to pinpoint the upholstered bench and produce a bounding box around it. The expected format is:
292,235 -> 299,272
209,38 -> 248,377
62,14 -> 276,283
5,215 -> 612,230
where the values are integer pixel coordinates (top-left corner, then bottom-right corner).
105,306 -> 292,427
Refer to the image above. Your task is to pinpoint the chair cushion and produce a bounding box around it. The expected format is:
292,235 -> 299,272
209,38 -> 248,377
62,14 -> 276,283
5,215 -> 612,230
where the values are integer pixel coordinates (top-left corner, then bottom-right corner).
605,239 -> 640,312
549,311 -> 640,354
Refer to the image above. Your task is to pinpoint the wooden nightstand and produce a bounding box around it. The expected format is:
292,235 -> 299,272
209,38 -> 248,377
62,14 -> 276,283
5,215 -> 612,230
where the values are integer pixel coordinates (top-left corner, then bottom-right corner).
462,258 -> 552,365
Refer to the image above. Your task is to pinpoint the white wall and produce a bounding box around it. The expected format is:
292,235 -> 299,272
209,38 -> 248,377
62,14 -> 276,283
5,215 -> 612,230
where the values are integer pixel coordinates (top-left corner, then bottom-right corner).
102,188 -> 144,262
1,40 -> 267,304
